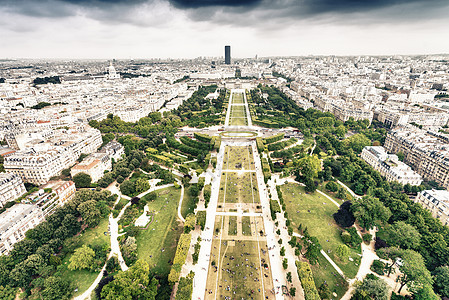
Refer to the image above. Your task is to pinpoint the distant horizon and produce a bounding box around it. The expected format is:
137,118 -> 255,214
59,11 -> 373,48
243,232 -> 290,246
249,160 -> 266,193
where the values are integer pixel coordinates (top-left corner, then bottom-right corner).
2,52 -> 449,61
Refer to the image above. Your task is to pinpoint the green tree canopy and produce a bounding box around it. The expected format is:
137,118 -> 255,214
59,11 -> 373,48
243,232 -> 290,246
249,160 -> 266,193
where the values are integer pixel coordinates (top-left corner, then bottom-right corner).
101,260 -> 158,300
385,221 -> 421,250
73,172 -> 92,188
351,196 -> 392,230
68,245 -> 95,271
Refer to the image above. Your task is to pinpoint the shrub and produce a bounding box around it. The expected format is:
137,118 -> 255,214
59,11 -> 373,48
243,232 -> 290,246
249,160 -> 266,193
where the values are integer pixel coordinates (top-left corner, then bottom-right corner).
345,227 -> 362,248
370,259 -> 386,275
362,233 -> 372,243
168,234 -> 191,284
196,211 -> 206,230
341,231 -> 351,244
325,181 -> 339,192
296,261 -> 320,300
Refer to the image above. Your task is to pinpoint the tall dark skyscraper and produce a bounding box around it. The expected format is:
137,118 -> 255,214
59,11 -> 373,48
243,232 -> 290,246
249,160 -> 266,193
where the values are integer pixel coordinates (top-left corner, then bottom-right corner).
225,45 -> 231,65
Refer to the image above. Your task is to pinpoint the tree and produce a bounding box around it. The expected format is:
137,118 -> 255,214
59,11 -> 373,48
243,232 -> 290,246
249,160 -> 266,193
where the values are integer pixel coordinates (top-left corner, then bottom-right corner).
336,244 -> 350,261
0,285 -> 18,300
68,245 -> 95,271
325,181 -> 339,192
304,176 -> 316,193
385,221 -> 421,250
282,258 -> 288,269
120,180 -> 135,196
351,196 -> 392,230
73,172 -> 92,188
77,200 -> 101,227
433,266 -> 449,298
296,155 -> 321,179
41,276 -> 72,300
101,260 -> 158,300
134,178 -> 150,194
397,151 -> 405,162
333,201 -> 355,228
304,236 -> 321,265
397,250 -> 433,295
343,133 -> 370,153
352,277 -> 389,300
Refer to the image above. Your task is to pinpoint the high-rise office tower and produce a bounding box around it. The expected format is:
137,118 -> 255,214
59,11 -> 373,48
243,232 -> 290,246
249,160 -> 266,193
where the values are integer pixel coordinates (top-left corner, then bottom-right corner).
225,45 -> 231,65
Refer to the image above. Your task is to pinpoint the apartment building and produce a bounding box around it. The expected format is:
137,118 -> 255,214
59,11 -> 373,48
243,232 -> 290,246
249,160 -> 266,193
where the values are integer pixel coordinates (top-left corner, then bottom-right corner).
361,146 -> 422,185
4,125 -> 102,185
415,189 -> 449,226
0,204 -> 43,255
384,128 -> 449,189
0,172 -> 27,207
71,153 -> 112,183
98,141 -> 125,161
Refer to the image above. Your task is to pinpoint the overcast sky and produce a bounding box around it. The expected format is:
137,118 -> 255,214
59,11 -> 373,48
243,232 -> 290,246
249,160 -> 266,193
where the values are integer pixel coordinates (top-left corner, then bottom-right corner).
1,0 -> 449,59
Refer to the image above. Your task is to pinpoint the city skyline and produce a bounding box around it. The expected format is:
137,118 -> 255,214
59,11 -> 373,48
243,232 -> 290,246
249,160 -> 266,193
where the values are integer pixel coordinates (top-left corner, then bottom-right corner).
1,0 -> 449,59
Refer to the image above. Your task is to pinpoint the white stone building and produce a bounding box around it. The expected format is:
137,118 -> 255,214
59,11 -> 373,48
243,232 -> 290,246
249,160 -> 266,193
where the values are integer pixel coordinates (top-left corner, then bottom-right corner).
415,190 -> 449,226
71,153 -> 112,183
361,146 -> 422,185
0,173 -> 26,207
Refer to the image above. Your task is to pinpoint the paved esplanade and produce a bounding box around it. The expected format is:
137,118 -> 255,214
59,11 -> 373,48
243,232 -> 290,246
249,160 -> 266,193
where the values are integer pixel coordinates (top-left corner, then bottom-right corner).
191,89 -> 297,300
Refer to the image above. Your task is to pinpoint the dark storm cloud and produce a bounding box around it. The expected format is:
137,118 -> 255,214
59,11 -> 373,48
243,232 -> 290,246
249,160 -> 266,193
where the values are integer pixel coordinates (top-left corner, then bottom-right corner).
169,0 -> 261,9
1,0 -> 448,24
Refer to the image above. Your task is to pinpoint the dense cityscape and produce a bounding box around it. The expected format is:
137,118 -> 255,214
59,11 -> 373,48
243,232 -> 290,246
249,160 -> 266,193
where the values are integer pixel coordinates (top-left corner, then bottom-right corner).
1,51 -> 449,300
1,0 -> 449,299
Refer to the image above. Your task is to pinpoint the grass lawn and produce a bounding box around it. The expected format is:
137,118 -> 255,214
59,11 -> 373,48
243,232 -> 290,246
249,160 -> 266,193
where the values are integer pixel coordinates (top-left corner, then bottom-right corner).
181,186 -> 196,219
242,216 -> 252,236
229,117 -> 248,126
135,186 -> 183,276
228,216 -> 237,235
218,172 -> 259,204
232,93 -> 244,104
223,146 -> 254,170
60,217 -> 110,297
280,183 -> 361,279
310,254 -> 349,299
205,239 -> 274,299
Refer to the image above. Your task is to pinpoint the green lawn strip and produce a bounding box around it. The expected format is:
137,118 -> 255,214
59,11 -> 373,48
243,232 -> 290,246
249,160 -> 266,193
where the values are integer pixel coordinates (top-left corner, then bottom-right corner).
310,254 -> 349,299
228,216 -> 237,235
231,93 -> 244,104
59,217 -> 110,297
242,216 -> 252,236
281,183 -> 360,279
135,186 -> 183,276
223,146 -> 254,170
229,117 -> 248,126
223,172 -> 259,204
213,240 -> 264,298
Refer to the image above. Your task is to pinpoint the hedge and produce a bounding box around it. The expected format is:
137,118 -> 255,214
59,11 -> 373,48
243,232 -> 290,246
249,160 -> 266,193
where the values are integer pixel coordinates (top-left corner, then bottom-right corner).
194,132 -> 213,143
196,210 -> 206,230
263,133 -> 284,144
267,138 -> 297,152
270,200 -> 281,220
148,154 -> 173,167
203,184 -> 211,207
168,233 -> 191,284
295,261 -> 320,300
261,158 -> 271,183
180,136 -> 211,151
256,137 -> 265,153
213,136 -> 221,150
166,135 -> 203,156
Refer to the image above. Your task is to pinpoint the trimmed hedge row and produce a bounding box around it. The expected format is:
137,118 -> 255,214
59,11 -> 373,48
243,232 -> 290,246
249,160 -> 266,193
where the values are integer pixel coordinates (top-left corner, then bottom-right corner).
261,157 -> 271,183
166,135 -> 203,156
180,136 -> 211,151
256,137 -> 265,153
194,132 -> 213,143
270,200 -> 281,220
168,233 -> 191,284
267,138 -> 297,152
263,133 -> 284,144
296,261 -> 320,300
